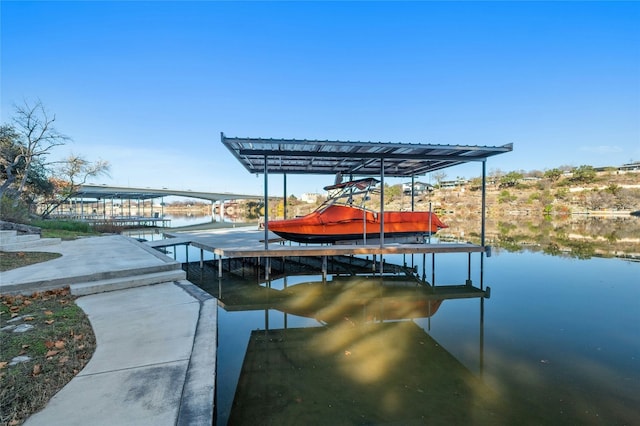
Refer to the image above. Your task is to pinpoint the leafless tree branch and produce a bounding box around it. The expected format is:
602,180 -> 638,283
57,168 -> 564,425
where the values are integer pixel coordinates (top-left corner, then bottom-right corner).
12,99 -> 71,194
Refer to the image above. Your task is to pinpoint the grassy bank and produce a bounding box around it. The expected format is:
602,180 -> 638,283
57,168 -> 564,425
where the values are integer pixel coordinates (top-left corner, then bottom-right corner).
1,220 -> 99,426
30,220 -> 110,240
0,288 -> 96,426
0,252 -> 61,273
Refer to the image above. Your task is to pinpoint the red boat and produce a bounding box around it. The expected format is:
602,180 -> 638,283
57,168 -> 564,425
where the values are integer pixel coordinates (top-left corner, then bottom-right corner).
268,177 -> 447,244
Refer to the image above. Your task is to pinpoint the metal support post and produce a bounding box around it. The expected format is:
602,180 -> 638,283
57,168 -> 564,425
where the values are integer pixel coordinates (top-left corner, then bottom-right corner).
265,257 -> 270,281
322,256 -> 327,280
480,253 -> 485,290
264,155 -> 269,250
431,253 -> 436,286
283,173 -> 287,219
411,174 -> 415,211
480,297 -> 485,375
379,158 -> 385,247
481,160 -> 487,247
428,202 -> 432,244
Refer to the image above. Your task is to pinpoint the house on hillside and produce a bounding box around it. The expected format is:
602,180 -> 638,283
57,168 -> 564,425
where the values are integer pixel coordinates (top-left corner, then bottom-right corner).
618,162 -> 640,173
300,192 -> 321,203
402,181 -> 434,195
439,179 -> 467,189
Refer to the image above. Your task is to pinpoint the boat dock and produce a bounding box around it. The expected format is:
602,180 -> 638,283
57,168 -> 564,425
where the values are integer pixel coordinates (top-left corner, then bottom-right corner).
140,136 -> 509,292
145,227 -> 488,286
153,227 -> 486,258
49,214 -> 172,228
86,216 -> 172,228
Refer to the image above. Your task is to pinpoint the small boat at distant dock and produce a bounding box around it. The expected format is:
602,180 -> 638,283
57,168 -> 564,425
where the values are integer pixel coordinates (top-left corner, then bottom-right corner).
268,177 -> 447,244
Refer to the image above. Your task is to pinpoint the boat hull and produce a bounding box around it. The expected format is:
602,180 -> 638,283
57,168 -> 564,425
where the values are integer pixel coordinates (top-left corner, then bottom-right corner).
268,205 -> 447,244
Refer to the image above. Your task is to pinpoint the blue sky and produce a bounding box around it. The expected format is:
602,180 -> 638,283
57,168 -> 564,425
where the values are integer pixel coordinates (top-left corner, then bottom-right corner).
2,1 -> 639,196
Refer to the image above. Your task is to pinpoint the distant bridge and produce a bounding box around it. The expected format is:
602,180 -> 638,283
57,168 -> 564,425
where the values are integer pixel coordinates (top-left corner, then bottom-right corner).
76,184 -> 262,203
45,184 -> 264,226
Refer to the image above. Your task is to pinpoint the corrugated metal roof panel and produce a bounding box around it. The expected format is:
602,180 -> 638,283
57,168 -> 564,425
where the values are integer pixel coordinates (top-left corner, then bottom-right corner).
221,133 -> 513,177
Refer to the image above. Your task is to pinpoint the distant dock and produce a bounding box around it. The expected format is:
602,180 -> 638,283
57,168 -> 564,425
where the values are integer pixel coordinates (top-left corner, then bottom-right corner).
50,215 -> 172,228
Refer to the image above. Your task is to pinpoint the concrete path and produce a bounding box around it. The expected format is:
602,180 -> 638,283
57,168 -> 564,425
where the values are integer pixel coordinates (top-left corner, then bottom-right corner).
1,235 -> 216,425
1,235 -> 185,294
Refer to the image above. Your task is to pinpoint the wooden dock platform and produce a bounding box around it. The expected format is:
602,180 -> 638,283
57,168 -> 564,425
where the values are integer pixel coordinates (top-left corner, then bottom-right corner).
163,227 -> 485,258
151,227 -> 488,280
200,241 -> 484,258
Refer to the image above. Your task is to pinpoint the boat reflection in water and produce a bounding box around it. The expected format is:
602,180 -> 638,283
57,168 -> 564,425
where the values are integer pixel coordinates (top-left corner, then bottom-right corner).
213,271 -> 499,425
222,276 -> 448,324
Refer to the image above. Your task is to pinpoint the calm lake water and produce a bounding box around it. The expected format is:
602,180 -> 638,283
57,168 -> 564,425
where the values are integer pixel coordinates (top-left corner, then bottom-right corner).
191,248 -> 638,425
163,213 -> 240,228
134,218 -> 640,425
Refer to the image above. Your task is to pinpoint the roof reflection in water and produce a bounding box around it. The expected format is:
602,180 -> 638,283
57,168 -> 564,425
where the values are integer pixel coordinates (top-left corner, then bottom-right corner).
213,268 -> 498,425
229,321 -> 498,425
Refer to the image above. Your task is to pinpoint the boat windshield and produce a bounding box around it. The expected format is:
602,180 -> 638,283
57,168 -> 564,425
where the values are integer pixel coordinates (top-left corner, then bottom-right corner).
317,178 -> 380,212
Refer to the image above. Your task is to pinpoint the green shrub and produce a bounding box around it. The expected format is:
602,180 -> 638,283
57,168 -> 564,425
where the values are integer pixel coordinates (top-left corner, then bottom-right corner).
528,192 -> 541,203
498,190 -> 517,204
0,195 -> 30,223
30,219 -> 93,233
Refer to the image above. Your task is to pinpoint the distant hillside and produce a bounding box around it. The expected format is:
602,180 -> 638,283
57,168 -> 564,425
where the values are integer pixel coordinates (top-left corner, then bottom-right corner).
388,166 -> 640,218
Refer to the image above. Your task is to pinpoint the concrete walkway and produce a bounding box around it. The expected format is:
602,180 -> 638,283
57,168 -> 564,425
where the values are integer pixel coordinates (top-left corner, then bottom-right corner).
1,235 -> 216,426
1,235 -> 186,295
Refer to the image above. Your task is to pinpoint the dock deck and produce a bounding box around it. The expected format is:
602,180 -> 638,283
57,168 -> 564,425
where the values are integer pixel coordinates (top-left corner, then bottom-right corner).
204,241 -> 484,258
149,227 -> 487,280
161,226 -> 485,257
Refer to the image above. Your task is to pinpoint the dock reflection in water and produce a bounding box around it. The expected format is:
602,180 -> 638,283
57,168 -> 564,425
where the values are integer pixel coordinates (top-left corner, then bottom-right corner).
185,247 -> 639,425
231,322 -> 493,425
189,255 -> 500,425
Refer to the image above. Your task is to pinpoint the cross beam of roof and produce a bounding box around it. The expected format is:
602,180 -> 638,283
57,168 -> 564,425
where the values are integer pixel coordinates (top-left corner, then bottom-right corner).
221,133 -> 513,177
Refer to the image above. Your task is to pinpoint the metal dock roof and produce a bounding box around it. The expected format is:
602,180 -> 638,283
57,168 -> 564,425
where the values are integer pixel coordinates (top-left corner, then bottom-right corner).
221,133 -> 513,177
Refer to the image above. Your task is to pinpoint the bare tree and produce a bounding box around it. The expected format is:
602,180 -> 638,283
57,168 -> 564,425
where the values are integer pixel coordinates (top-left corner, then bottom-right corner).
8,99 -> 70,196
0,125 -> 22,198
39,154 -> 110,218
432,171 -> 447,187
